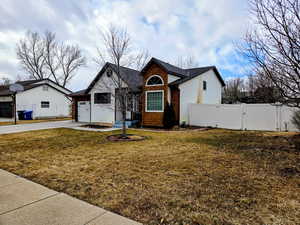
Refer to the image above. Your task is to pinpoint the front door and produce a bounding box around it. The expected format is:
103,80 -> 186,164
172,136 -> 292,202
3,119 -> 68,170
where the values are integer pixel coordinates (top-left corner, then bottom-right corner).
78,101 -> 90,122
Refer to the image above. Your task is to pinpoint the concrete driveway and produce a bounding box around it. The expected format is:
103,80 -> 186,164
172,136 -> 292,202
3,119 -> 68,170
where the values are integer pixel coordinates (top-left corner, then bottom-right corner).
0,169 -> 141,225
0,120 -> 80,135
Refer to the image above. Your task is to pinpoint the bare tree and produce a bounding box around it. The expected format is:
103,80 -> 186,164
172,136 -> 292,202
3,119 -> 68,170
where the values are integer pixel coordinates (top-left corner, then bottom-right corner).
17,31 -> 48,80
245,72 -> 281,103
95,25 -> 146,137
94,42 -> 150,70
176,55 -> 198,68
17,30 -> 86,87
240,0 -> 300,107
222,78 -> 245,103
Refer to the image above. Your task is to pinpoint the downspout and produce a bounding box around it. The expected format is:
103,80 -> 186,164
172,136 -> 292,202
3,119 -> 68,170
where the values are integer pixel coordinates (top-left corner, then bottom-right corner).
89,98 -> 92,124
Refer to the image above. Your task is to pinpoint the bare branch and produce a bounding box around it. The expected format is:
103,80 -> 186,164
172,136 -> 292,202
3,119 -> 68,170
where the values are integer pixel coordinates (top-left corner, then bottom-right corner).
239,0 -> 300,107
16,30 -> 86,87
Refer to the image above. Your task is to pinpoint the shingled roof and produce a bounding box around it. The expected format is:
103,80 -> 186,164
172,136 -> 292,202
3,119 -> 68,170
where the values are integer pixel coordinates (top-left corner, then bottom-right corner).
0,79 -> 72,96
85,62 -> 142,93
142,57 -> 225,87
0,80 -> 42,96
142,58 -> 188,78
169,66 -> 225,86
83,58 -> 225,95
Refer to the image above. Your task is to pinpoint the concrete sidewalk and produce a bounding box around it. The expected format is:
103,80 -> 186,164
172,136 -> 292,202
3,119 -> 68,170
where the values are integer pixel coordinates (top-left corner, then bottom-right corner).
0,169 -> 141,225
0,120 -> 81,135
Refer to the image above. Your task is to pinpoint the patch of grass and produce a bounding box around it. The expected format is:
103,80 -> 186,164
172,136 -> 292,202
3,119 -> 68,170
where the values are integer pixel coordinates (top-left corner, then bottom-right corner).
0,117 -> 71,126
0,129 -> 299,225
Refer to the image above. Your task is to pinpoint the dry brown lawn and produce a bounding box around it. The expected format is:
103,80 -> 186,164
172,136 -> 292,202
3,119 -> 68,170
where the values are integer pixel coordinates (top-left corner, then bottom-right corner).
0,128 -> 299,225
0,117 -> 71,126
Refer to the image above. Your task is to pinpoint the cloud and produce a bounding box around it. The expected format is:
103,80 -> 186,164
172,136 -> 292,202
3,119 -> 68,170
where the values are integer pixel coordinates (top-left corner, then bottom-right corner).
0,0 -> 250,90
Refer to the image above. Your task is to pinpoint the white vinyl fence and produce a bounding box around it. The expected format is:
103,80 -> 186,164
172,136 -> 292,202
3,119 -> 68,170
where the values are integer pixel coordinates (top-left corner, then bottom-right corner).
188,103 -> 298,132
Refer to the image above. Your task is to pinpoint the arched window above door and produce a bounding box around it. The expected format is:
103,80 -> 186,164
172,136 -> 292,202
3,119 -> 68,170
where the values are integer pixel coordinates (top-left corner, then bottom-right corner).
146,75 -> 164,86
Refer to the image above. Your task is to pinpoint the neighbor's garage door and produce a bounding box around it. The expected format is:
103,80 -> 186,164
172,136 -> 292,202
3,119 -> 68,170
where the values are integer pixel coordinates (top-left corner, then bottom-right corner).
0,102 -> 13,118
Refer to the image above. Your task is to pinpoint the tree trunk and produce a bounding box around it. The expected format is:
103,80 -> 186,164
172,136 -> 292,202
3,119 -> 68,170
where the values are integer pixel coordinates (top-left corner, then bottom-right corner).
122,110 -> 127,137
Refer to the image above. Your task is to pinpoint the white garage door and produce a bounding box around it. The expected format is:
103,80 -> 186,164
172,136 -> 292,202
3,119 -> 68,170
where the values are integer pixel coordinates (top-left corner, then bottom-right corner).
78,101 -> 90,122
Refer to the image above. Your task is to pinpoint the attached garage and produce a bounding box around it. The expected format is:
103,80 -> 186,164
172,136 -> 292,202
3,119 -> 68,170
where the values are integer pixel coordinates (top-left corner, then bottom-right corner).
69,89 -> 91,122
0,102 -> 13,118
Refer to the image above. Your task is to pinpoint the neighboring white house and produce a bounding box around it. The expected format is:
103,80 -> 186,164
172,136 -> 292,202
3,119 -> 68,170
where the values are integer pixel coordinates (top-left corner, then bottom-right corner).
0,79 -> 72,119
71,57 -> 225,127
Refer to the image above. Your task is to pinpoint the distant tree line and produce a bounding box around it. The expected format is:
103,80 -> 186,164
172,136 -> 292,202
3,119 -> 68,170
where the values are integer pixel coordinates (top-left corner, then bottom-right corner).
222,74 -> 281,104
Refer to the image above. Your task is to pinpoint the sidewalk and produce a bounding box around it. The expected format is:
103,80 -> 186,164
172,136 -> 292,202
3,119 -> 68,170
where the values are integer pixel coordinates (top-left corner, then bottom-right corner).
0,169 -> 141,225
0,120 -> 80,135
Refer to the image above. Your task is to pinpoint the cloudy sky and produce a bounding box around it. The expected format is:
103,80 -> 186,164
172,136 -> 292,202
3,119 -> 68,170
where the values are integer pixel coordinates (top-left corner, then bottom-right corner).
0,0 -> 250,91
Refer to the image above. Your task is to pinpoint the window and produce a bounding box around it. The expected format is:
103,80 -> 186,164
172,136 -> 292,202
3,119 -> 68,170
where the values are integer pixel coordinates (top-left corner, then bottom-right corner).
94,93 -> 111,104
146,91 -> 164,112
42,86 -> 48,91
203,81 -> 207,91
41,101 -> 50,108
146,75 -> 163,86
106,69 -> 113,77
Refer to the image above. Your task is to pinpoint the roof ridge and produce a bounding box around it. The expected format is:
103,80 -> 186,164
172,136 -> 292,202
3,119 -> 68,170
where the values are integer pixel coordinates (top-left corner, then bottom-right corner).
152,57 -> 185,70
107,62 -> 140,73
185,66 -> 215,71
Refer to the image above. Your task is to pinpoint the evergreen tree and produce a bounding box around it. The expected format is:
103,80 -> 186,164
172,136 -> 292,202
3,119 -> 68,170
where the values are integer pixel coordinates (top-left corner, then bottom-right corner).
163,102 -> 176,129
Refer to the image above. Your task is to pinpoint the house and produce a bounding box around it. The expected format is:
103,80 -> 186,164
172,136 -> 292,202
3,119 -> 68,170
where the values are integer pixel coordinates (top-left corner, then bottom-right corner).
0,79 -> 72,119
70,57 -> 225,127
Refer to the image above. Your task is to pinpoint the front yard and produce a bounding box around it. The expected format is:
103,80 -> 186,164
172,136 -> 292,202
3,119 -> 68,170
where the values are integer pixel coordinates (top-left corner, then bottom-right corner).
0,128 -> 299,224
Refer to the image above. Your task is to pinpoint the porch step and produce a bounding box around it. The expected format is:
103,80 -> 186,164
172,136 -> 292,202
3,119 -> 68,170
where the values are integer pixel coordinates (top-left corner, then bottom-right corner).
113,120 -> 139,128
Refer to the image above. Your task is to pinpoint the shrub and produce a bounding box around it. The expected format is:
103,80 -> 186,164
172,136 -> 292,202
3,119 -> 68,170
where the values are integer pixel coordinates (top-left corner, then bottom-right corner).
292,110 -> 300,131
163,102 -> 176,129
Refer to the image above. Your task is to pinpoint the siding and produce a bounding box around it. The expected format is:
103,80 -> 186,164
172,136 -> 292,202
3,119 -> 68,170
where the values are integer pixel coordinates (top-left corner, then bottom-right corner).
142,64 -> 168,127
88,69 -> 128,124
15,85 -> 71,119
179,69 -> 222,124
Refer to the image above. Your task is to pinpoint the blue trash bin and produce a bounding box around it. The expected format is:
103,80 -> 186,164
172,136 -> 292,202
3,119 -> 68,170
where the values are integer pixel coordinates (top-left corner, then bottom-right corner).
23,110 -> 33,120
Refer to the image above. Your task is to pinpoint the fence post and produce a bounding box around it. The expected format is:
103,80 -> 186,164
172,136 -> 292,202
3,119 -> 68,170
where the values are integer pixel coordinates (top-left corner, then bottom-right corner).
241,104 -> 246,130
275,103 -> 282,131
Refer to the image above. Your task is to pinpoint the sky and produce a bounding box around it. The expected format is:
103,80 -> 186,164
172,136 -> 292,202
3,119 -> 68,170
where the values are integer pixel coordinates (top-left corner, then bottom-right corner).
0,0 -> 251,91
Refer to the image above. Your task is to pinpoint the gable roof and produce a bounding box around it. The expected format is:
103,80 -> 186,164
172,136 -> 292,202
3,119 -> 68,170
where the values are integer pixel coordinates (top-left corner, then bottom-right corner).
141,57 -> 187,78
169,66 -> 226,87
0,79 -> 72,96
142,57 -> 225,87
85,62 -> 142,93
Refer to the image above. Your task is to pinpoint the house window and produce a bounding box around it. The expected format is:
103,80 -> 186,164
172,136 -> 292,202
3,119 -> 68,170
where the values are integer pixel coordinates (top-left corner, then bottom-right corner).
42,86 -> 48,91
94,93 -> 111,104
146,75 -> 163,86
203,81 -> 207,91
41,101 -> 50,108
146,91 -> 164,112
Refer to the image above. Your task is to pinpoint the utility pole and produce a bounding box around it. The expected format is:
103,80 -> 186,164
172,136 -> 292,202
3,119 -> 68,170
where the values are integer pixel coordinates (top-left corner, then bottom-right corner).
9,83 -> 24,125
13,93 -> 16,125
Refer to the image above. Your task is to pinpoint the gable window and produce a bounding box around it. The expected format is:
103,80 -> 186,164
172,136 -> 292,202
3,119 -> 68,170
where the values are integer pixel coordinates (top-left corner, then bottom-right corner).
94,93 -> 111,104
42,86 -> 49,91
146,75 -> 163,86
203,81 -> 207,91
41,101 -> 50,108
146,91 -> 164,112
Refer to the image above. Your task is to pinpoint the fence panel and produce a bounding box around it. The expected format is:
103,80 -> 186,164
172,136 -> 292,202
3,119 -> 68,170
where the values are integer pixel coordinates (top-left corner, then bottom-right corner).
188,104 -> 243,130
188,103 -> 298,132
243,104 -> 278,131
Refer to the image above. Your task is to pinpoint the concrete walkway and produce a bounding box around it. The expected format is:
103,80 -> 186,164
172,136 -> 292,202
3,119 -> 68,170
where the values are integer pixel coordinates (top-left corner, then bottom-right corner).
0,169 -> 141,225
0,120 -> 81,135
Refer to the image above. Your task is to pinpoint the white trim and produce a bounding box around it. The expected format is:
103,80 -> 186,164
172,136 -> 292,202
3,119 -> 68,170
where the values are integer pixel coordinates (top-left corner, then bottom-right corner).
145,90 -> 164,112
145,75 -> 164,87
